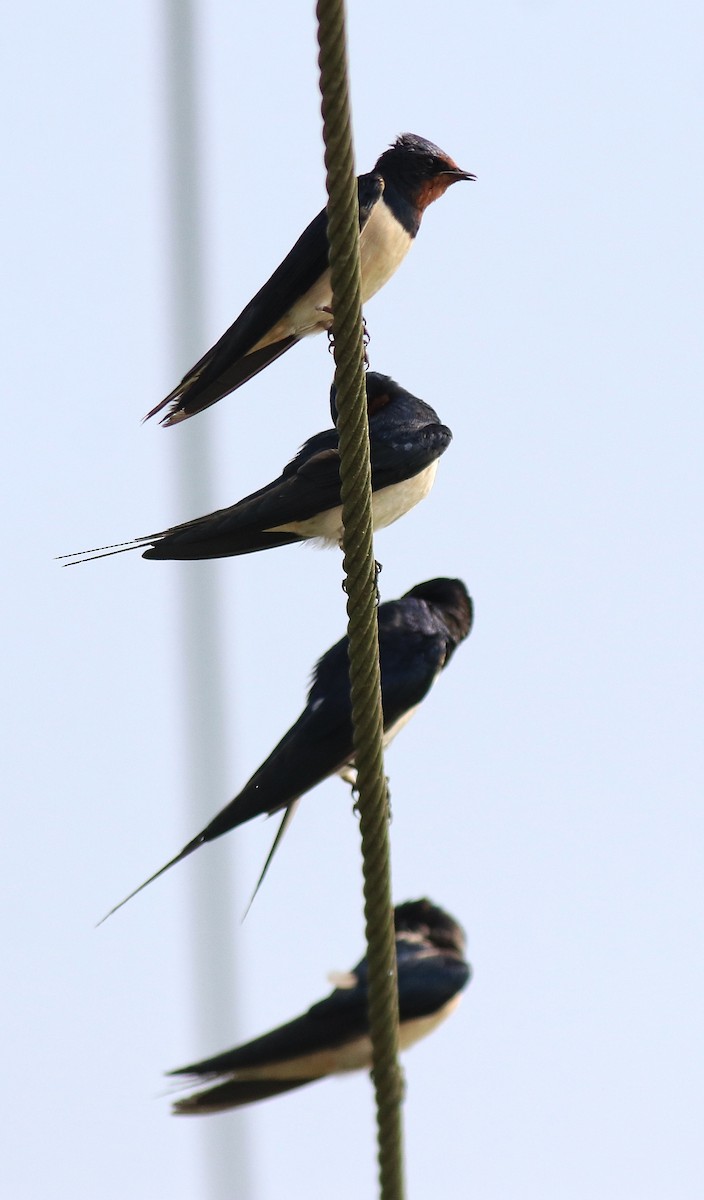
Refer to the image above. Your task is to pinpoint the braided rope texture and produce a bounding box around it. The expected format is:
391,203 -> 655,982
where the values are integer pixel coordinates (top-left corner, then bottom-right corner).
316,2 -> 405,1196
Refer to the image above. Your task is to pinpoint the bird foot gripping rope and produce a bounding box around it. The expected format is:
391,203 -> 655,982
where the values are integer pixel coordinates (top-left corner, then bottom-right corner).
327,315 -> 371,368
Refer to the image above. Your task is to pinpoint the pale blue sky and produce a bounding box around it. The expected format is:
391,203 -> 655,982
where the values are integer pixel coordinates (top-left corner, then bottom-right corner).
2,2 -> 703,1197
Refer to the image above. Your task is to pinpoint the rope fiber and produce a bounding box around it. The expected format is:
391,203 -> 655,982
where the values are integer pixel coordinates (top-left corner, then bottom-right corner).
316,3 -> 405,1197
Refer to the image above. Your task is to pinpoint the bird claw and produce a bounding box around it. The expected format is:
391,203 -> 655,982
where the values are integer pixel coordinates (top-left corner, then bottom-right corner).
326,315 -> 370,366
374,559 -> 383,604
362,317 -> 371,369
340,763 -> 359,790
351,779 -> 390,821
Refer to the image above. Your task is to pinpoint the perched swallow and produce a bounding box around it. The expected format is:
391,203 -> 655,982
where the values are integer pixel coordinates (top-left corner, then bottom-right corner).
101,578 -> 472,921
169,898 -> 471,1113
145,134 -> 474,426
61,374 -> 452,565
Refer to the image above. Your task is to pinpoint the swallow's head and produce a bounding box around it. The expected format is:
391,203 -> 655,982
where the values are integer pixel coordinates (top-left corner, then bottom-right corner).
395,898 -> 467,957
375,133 -> 475,210
404,577 -> 473,645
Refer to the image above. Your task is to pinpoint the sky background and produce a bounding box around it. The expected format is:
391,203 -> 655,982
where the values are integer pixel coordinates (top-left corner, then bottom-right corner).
2,2 -> 703,1197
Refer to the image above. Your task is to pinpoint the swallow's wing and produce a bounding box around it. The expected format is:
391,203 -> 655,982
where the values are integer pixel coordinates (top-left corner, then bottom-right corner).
200,641 -> 355,836
145,430 -> 344,559
170,971 -> 370,1113
148,174 -> 385,424
373,602 -> 451,729
60,431 -> 345,565
146,215 -> 328,424
174,977 -> 368,1075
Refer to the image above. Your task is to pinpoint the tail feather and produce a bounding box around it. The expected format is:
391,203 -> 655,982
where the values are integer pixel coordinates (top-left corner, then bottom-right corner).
58,525 -> 306,567
143,529 -> 305,561
57,539 -> 152,566
145,336 -> 299,426
172,1075 -> 313,1114
96,832 -> 205,926
241,803 -> 300,921
97,772 -> 280,923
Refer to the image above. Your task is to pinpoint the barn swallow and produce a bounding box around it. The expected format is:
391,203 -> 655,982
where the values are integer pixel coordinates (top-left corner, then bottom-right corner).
61,374 -> 452,564
169,898 -> 471,1113
101,578 -> 472,921
145,134 -> 474,426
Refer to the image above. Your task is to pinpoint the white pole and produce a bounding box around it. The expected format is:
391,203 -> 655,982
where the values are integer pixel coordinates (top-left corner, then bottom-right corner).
163,3 -> 251,1195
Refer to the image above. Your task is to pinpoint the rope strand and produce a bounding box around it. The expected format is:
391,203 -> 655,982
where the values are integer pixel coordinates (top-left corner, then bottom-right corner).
316,3 -> 405,1197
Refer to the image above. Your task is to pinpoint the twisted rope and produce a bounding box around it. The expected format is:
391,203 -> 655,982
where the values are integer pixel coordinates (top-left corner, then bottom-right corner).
316,3 -> 405,1197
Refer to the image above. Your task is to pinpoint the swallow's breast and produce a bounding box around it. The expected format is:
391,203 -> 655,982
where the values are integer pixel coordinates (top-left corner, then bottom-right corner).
397,993 -> 463,1051
358,199 -> 414,301
264,460 -> 438,545
370,460 -> 439,531
382,703 -> 422,748
261,196 -> 413,347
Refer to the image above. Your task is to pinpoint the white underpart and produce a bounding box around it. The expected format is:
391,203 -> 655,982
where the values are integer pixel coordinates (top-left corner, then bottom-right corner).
357,196 -> 414,301
327,969 -> 358,989
381,702 -> 423,749
337,701 -> 423,788
253,197 -> 414,348
397,993 -> 463,1051
267,460 -> 439,545
213,994 -> 462,1083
